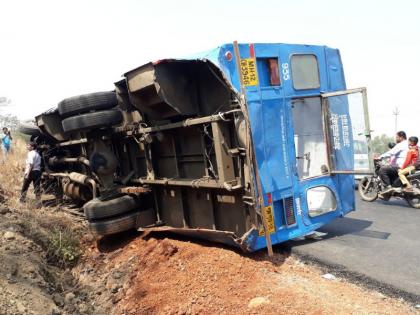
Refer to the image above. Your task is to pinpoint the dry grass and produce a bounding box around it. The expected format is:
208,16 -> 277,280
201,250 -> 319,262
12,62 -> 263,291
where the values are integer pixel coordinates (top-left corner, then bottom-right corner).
0,136 -> 54,209
0,136 -> 27,203
17,211 -> 83,267
0,137 -> 84,267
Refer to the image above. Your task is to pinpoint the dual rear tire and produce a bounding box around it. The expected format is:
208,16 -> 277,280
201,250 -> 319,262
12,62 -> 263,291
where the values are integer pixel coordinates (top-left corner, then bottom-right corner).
58,91 -> 123,133
58,91 -> 118,117
83,194 -> 143,235
58,92 -> 137,234
62,110 -> 123,133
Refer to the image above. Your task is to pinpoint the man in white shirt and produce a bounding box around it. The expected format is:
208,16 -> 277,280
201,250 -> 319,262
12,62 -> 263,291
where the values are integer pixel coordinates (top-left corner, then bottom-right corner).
19,142 -> 42,206
378,131 -> 409,193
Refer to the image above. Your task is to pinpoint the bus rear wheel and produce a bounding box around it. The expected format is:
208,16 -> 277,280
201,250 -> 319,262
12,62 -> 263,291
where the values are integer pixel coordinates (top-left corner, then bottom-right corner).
83,194 -> 141,220
58,91 -> 118,117
61,110 -> 123,133
88,210 -> 142,236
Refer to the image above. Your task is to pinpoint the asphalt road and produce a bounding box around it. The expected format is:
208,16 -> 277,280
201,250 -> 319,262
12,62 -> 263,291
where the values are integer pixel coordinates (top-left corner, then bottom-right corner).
291,194 -> 420,300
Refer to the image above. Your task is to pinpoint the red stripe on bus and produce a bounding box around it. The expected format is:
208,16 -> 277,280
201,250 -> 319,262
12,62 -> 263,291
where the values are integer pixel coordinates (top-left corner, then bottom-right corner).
249,44 -> 255,58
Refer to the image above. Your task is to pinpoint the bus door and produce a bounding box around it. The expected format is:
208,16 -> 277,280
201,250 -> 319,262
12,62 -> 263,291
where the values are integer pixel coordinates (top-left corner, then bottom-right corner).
321,88 -> 373,175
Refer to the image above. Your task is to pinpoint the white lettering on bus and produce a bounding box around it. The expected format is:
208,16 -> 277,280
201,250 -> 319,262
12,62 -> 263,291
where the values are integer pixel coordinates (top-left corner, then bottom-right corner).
295,198 -> 302,216
330,113 -> 341,150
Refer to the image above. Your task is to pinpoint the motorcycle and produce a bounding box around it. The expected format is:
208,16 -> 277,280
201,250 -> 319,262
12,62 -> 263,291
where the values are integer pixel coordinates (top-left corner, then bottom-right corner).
358,159 -> 420,209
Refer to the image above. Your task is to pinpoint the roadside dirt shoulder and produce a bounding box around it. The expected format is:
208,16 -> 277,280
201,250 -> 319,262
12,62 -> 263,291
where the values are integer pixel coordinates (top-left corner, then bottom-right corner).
1,198 -> 419,315
81,233 -> 419,315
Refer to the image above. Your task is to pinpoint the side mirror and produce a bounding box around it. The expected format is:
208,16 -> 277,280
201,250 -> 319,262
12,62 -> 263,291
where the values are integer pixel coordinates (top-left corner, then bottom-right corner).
388,142 -> 396,149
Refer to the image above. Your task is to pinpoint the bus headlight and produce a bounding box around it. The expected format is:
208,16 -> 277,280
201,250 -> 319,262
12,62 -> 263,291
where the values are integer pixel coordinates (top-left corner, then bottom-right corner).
307,186 -> 337,217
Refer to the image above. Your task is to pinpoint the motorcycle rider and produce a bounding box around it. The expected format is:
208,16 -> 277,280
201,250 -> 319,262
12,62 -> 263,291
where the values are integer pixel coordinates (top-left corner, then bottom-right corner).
398,136 -> 419,192
377,131 -> 408,194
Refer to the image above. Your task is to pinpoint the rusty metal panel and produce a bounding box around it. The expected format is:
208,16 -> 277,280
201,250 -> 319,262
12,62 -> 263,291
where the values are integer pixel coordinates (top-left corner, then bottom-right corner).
177,127 -> 206,179
156,187 -> 186,228
211,122 -> 235,182
138,226 -> 252,252
36,112 -> 69,142
126,63 -> 155,92
153,133 -> 178,178
125,62 -> 200,119
214,192 -> 248,236
117,186 -> 151,194
184,189 -> 215,229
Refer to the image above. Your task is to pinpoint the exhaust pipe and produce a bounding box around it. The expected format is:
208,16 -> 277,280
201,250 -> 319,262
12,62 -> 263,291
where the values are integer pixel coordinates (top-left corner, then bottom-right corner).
47,172 -> 97,199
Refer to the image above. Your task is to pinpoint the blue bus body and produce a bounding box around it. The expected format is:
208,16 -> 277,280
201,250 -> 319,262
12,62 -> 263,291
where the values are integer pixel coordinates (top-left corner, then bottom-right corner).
164,43 -> 360,251
34,42 -> 370,252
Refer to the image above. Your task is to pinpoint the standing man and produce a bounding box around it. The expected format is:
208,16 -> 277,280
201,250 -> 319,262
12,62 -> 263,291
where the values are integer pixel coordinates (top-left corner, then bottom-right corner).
378,131 -> 408,193
20,142 -> 42,207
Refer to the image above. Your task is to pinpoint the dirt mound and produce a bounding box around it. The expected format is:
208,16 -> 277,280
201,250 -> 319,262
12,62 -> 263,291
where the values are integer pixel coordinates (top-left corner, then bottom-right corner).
78,235 -> 419,315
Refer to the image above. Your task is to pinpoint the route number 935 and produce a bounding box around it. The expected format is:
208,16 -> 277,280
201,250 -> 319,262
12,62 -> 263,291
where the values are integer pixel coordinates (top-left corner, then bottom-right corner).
281,63 -> 290,81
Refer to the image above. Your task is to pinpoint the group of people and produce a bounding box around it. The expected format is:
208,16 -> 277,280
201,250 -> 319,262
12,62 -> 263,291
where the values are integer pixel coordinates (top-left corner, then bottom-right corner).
378,131 -> 419,194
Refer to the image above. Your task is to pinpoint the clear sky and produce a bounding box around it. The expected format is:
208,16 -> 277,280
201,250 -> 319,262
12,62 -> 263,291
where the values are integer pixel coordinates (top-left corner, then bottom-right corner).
0,0 -> 419,137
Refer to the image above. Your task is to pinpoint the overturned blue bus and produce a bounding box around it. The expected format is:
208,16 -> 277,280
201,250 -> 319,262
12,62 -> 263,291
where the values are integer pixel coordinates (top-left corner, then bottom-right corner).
34,42 -> 372,253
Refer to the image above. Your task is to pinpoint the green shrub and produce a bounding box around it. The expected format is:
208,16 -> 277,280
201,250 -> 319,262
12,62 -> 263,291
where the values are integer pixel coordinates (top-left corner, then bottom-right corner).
47,227 -> 81,268
18,212 -> 82,268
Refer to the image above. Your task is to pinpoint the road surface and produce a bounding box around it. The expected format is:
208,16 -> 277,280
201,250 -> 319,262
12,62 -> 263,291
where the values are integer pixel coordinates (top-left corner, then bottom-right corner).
291,194 -> 420,301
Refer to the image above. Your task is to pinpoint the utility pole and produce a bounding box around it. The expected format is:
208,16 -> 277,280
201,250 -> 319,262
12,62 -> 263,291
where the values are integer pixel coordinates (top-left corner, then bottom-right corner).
393,107 -> 400,134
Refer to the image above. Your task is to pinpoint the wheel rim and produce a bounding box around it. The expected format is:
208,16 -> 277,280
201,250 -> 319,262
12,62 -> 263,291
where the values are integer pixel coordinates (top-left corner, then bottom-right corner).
360,177 -> 378,199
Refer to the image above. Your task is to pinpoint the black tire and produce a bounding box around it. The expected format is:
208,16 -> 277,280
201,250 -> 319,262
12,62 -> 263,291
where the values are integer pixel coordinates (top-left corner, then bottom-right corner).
88,210 -> 142,236
61,110 -> 123,133
84,194 -> 141,220
406,196 -> 420,209
358,176 -> 379,202
58,91 -> 117,117
405,182 -> 420,209
18,123 -> 42,136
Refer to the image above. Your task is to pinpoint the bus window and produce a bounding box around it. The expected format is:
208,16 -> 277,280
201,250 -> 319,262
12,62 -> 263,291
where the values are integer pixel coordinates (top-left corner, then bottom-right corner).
257,58 -> 281,86
354,140 -> 369,171
291,54 -> 320,90
354,140 -> 368,154
292,97 -> 329,179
